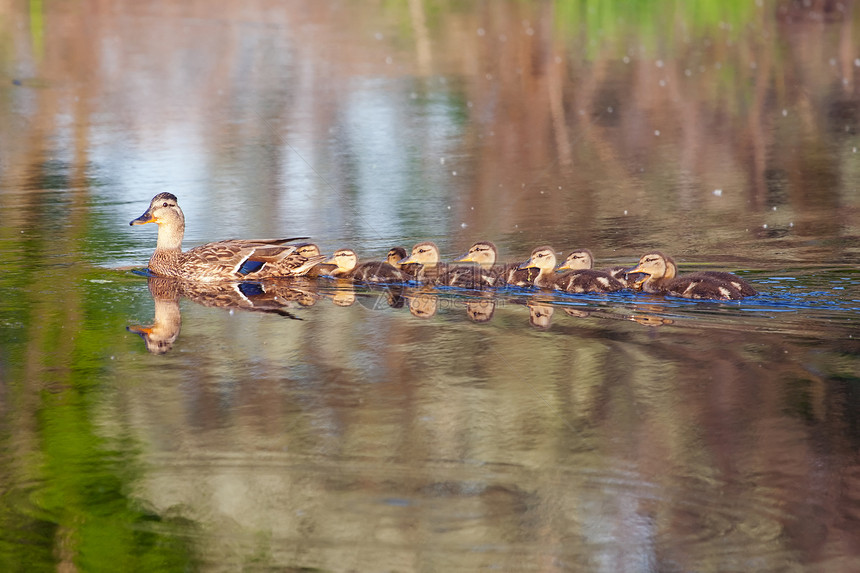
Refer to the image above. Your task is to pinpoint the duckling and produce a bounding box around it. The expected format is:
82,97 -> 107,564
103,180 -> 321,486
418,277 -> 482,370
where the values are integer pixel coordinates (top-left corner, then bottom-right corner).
293,243 -> 337,278
663,255 -> 758,297
557,249 -> 631,287
130,193 -> 323,281
629,252 -> 755,300
399,241 -> 471,285
323,248 -> 408,283
519,246 -> 624,293
454,241 -> 529,287
387,246 -> 421,278
553,248 -> 626,293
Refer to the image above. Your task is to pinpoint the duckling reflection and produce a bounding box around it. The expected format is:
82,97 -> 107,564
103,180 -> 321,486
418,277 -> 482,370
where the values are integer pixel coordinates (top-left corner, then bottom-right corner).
406,292 -> 438,318
528,301 -> 555,330
465,295 -> 496,323
127,277 -> 182,355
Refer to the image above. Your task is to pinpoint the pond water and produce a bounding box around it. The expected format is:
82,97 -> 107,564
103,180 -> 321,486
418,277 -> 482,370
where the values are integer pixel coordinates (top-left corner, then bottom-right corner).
1,0 -> 859,571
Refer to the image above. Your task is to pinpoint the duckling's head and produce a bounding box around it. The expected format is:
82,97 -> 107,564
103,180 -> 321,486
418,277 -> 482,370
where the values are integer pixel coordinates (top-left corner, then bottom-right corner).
456,241 -> 498,265
387,247 -> 408,267
399,241 -> 440,266
294,243 -> 322,258
629,252 -> 671,283
130,193 -> 184,228
324,248 -> 358,273
557,249 -> 594,271
518,246 -> 557,271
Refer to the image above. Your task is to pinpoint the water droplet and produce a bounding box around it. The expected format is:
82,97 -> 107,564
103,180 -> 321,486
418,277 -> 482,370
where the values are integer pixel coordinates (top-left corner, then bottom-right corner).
452,171 -> 457,176
374,32 -> 383,40
623,210 -> 628,215
440,157 -> 445,164
385,56 -> 393,65
654,130 -> 661,136
782,109 -> 788,116
477,27 -> 485,36
460,222 -> 468,228
763,224 -> 768,229
656,59 -> 664,68
713,189 -> 723,196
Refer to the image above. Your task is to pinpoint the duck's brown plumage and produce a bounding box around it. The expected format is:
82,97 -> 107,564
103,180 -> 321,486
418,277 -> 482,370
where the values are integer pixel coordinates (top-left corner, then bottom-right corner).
130,193 -> 323,281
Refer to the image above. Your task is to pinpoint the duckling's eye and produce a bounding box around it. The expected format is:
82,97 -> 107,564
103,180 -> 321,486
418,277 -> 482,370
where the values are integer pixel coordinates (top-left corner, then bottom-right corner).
162,202 -> 169,207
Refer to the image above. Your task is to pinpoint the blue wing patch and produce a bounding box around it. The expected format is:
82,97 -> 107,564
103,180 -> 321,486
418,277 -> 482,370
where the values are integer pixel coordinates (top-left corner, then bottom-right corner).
237,282 -> 266,297
237,259 -> 265,275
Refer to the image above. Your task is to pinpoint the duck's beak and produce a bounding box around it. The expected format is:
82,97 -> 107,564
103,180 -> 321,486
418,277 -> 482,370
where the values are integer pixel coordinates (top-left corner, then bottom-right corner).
130,209 -> 156,226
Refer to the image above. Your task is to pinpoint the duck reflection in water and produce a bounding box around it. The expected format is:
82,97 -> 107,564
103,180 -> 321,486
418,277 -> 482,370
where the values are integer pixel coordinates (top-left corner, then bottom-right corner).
527,300 -> 555,330
465,295 -> 496,323
128,276 -> 315,354
406,292 -> 438,319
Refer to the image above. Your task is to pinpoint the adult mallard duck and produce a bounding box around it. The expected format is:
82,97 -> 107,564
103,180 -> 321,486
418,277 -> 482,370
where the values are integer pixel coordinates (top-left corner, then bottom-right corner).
662,255 -> 758,297
629,251 -> 756,300
323,248 -> 409,283
130,193 -> 324,281
557,249 -> 630,287
455,241 -> 535,287
519,246 -> 624,293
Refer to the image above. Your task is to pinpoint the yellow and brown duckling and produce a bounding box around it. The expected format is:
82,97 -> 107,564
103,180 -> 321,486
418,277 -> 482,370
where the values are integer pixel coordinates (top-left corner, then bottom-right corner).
519,246 -> 624,293
292,243 -> 337,278
397,242 -> 442,282
662,255 -> 758,297
629,252 -> 756,300
455,240 -> 535,287
387,246 -> 421,278
130,193 -> 324,281
557,249 -> 630,288
323,248 -> 409,283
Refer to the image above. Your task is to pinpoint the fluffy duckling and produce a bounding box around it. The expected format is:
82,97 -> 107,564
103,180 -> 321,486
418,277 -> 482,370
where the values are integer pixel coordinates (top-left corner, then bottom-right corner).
553,248 -> 626,293
557,249 -> 630,287
519,246 -> 624,293
663,256 -> 758,297
130,193 -> 321,281
323,248 -> 409,283
293,243 -> 337,278
455,241 -> 533,287
387,246 -> 421,278
629,252 -> 755,300
399,241 -> 471,285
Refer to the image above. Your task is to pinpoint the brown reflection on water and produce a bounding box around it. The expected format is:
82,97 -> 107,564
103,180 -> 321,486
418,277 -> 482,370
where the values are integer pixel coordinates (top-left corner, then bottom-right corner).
113,280 -> 860,571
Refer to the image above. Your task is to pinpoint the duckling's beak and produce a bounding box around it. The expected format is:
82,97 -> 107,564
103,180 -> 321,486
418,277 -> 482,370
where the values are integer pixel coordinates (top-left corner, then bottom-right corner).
130,209 -> 156,226
398,255 -> 417,265
323,256 -> 337,265
455,252 -> 475,263
555,262 -> 571,272
517,259 -> 538,270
